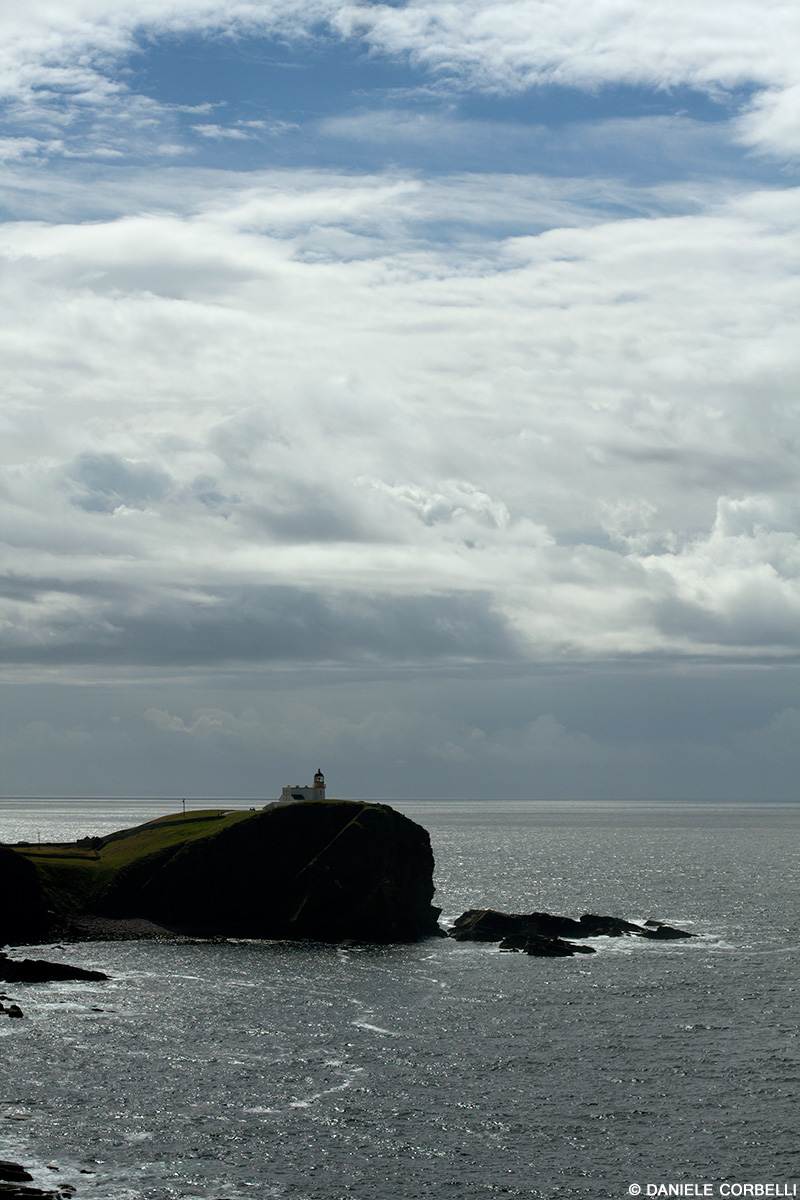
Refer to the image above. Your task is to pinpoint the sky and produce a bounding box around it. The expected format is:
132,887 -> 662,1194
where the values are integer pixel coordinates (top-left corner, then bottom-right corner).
1,0 -> 800,801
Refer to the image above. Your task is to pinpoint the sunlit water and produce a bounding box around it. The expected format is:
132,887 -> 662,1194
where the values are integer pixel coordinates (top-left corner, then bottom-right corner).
1,799 -> 798,1199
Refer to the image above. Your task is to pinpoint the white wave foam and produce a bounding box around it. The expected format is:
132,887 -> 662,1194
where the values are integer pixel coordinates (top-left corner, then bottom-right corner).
351,1019 -> 399,1035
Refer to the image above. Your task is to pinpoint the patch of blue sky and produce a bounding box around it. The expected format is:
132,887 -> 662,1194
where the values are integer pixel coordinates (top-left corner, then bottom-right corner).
459,82 -> 744,126
123,32 -> 786,188
128,30 -> 425,117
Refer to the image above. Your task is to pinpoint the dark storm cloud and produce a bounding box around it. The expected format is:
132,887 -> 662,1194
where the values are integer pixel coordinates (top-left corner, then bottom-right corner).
0,583 -> 519,666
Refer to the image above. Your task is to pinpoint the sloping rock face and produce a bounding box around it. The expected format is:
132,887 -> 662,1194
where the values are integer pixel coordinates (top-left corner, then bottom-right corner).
0,846 -> 50,946
95,801 -> 441,942
450,909 -> 585,942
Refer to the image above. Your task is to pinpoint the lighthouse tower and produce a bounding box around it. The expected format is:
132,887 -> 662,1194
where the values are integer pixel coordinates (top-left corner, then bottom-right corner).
313,769 -> 326,799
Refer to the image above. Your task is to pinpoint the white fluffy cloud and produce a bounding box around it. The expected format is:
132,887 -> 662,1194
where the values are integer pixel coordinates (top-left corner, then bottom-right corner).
1,172 -> 798,666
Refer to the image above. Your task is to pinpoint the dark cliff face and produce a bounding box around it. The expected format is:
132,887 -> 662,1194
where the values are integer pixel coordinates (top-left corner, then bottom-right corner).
0,845 -> 50,946
95,801 -> 441,942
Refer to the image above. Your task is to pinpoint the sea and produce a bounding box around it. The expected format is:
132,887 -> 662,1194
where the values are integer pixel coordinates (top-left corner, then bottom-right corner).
1,797 -> 798,1200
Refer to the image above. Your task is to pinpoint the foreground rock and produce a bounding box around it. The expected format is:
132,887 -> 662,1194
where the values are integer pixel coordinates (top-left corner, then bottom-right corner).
0,1160 -> 68,1200
450,908 -> 694,955
0,1187 -> 64,1199
0,953 -> 107,984
0,1162 -> 34,1184
20,801 -> 441,944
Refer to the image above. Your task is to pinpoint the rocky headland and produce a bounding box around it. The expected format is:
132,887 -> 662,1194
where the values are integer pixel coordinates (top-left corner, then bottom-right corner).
7,800 -> 441,945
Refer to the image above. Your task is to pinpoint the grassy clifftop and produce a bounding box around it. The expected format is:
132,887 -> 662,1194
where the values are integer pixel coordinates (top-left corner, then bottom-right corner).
16,808 -> 254,915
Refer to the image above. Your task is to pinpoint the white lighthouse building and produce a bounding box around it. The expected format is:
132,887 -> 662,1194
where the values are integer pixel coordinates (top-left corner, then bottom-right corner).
277,769 -> 326,804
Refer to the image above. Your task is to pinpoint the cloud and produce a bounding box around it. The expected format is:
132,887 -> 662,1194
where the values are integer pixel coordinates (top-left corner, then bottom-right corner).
643,497 -> 800,653
145,705 -> 263,738
0,136 -> 63,162
1,174 -> 798,669
747,705 -> 800,756
0,1 -> 798,160
0,582 -> 518,666
736,82 -> 800,157
316,108 -> 746,182
336,1 -> 800,155
191,119 -> 294,141
192,124 -> 253,141
1,4 -> 798,801
337,1 -> 789,88
65,453 -> 174,513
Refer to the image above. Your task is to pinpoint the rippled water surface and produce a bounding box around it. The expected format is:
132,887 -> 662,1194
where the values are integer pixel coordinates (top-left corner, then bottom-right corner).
1,799 -> 798,1199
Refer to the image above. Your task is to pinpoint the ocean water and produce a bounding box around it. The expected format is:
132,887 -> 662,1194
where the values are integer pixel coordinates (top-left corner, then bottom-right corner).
1,798 -> 798,1200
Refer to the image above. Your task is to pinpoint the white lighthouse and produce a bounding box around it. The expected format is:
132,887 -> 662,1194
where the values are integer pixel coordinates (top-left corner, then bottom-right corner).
276,768 -> 326,804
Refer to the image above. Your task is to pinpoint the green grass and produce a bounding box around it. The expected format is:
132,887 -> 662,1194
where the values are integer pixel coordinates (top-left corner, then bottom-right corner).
16,808 -> 255,913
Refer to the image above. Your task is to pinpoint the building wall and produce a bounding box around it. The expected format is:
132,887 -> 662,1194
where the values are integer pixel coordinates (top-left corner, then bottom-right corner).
280,785 -> 325,803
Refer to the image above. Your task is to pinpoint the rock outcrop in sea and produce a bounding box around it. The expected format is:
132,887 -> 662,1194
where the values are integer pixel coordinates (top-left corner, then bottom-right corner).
449,908 -> 694,956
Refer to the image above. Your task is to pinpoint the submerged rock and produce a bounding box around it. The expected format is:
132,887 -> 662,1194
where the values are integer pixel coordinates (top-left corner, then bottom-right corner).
0,1185 -> 64,1200
641,919 -> 695,939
